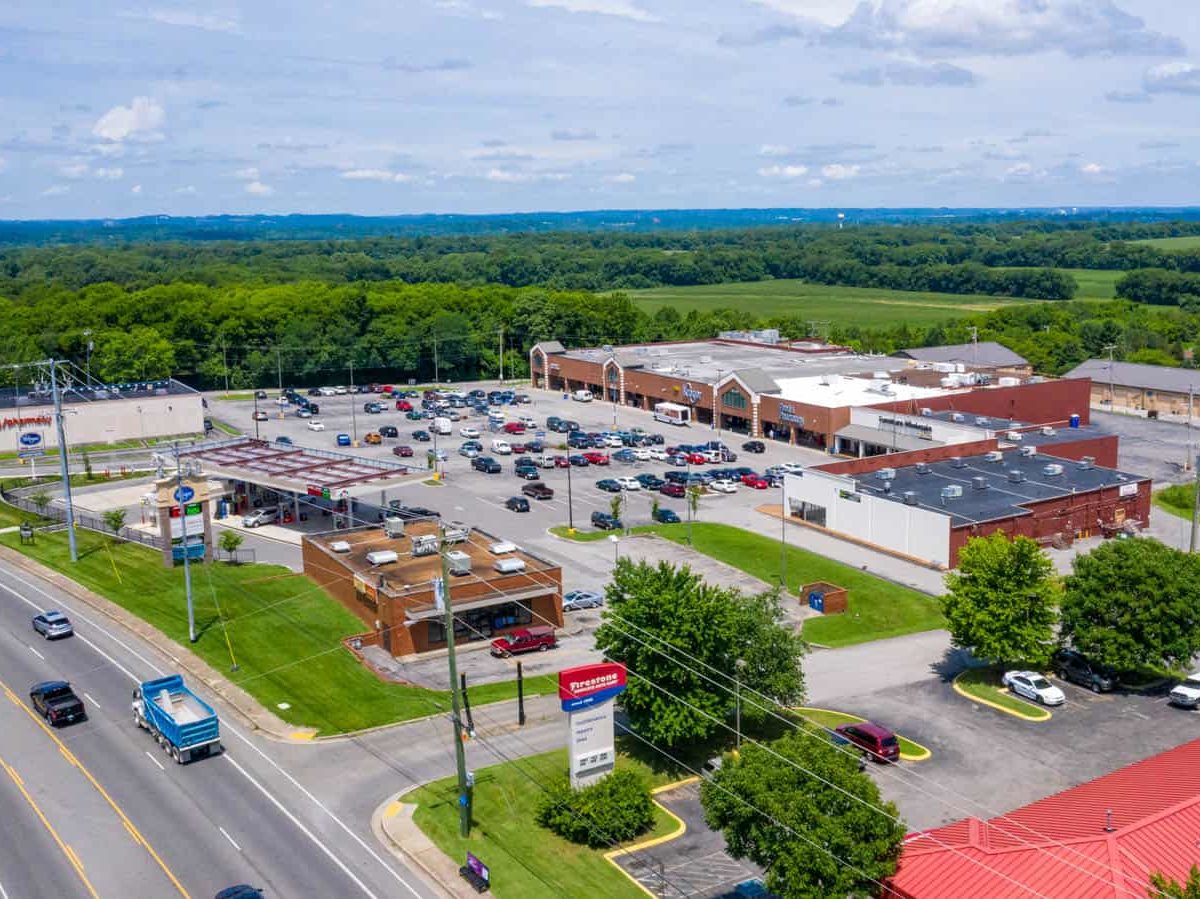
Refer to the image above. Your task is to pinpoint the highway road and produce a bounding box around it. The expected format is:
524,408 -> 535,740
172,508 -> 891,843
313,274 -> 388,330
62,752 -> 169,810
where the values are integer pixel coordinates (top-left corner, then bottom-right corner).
0,558 -> 443,899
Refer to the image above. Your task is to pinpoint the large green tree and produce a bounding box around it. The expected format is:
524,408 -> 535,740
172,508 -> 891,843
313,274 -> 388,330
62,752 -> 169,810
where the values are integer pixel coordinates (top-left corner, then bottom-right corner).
941,533 -> 1059,667
1152,867 -> 1200,898
701,730 -> 907,899
1060,539 -> 1200,672
594,559 -> 805,748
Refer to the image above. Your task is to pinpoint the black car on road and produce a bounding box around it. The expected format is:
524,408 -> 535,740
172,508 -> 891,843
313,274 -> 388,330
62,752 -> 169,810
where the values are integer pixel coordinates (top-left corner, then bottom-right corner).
742,440 -> 766,453
653,508 -> 681,523
1054,649 -> 1116,692
505,496 -> 531,513
473,456 -> 502,473
591,511 -> 622,530
30,681 -> 86,726
412,430 -> 431,441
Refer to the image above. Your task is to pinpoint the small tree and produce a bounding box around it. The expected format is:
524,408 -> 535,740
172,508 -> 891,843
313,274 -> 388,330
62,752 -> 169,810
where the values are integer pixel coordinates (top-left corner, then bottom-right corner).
650,495 -> 661,521
701,730 -> 907,899
941,533 -> 1058,667
29,489 -> 51,516
535,768 -> 655,848
82,451 -> 94,482
1152,866 -> 1200,898
219,529 -> 245,563
609,493 -> 623,522
102,508 -> 126,536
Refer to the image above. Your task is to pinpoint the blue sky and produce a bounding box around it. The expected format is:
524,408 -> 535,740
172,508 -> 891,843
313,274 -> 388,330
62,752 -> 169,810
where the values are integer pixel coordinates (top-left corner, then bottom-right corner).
1,0 -> 1197,217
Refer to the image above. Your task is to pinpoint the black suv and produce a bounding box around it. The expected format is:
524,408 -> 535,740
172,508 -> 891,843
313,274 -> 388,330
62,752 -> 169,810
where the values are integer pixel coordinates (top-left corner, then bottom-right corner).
30,681 -> 86,726
378,425 -> 399,438
1054,649 -> 1115,693
473,456 -> 502,473
742,440 -> 766,454
591,511 -> 622,530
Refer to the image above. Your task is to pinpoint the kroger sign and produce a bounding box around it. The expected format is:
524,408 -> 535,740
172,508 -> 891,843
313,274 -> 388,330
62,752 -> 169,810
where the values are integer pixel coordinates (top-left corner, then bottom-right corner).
558,662 -> 627,712
681,382 -> 703,405
173,485 -> 195,504
17,432 -> 42,448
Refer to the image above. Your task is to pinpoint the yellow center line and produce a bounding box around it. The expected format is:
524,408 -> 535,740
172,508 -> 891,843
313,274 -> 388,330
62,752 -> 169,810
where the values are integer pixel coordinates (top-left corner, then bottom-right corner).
1,678 -> 192,898
0,755 -> 101,899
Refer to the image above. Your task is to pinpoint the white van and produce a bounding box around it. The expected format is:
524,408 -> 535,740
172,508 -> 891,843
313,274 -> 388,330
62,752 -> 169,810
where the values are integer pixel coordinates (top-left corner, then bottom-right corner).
571,389 -> 594,403
491,439 -> 513,455
431,417 -> 452,435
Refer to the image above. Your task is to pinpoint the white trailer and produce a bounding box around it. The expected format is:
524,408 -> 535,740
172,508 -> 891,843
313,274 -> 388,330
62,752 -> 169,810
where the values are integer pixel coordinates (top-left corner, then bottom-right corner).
654,402 -> 692,426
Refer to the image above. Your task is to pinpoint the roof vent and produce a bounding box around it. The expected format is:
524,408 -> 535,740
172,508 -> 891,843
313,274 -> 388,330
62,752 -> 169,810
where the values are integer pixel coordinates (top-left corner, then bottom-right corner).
1077,456 -> 1094,470
950,456 -> 967,468
914,462 -> 930,475
972,476 -> 989,490
1020,446 -> 1037,458
1041,426 -> 1056,436
1043,463 -> 1064,477
902,491 -> 919,506
1008,470 -> 1025,483
984,451 -> 1004,463
365,550 -> 399,566
330,540 -> 351,553
950,412 -> 965,423
975,416 -> 990,426
876,467 -> 896,481
941,484 -> 963,500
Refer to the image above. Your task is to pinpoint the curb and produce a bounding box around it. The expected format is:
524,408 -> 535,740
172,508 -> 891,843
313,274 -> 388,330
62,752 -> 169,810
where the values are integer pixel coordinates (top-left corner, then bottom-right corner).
951,671 -> 1052,722
603,776 -> 697,898
794,706 -> 932,762
371,784 -> 462,899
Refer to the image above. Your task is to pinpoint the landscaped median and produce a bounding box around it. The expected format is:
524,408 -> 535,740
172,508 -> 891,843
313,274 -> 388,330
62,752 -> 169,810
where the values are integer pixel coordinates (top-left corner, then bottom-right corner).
952,667 -> 1052,721
550,522 -> 945,647
405,748 -> 687,899
0,522 -> 554,735
793,707 -> 931,761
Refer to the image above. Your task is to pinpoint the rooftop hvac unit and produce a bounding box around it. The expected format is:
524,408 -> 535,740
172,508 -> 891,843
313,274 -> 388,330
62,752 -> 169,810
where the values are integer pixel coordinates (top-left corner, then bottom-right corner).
489,540 -> 518,555
1077,457 -> 1094,470
950,412 -> 965,423
998,376 -> 1021,387
411,534 -> 439,557
950,456 -> 968,468
1043,463 -> 1064,477
1008,470 -> 1025,483
902,491 -> 919,506
876,468 -> 896,481
383,517 -> 406,538
1020,446 -> 1037,457
920,407 -> 933,417
365,550 -> 398,566
984,451 -> 1004,463
873,371 -> 890,380
446,550 -> 472,576
493,557 -> 526,574
941,485 -> 963,499
1041,426 -> 1056,436
330,540 -> 351,554
1006,431 -> 1022,441
914,462 -> 930,475
975,416 -> 990,427
972,476 -> 989,490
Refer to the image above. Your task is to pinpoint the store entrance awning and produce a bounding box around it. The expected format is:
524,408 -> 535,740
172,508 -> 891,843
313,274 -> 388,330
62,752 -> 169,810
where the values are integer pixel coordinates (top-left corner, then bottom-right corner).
835,423 -> 944,453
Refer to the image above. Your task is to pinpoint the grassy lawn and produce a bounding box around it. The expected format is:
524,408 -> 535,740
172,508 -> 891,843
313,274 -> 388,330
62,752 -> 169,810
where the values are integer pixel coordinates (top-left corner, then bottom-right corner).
993,267 -> 1121,301
793,707 -> 928,759
553,522 -> 944,647
1154,483 -> 1193,520
1134,235 -> 1200,251
953,668 -> 1050,721
210,419 -> 242,436
0,502 -> 44,529
625,280 -> 1030,327
410,748 -> 682,899
0,528 -> 552,734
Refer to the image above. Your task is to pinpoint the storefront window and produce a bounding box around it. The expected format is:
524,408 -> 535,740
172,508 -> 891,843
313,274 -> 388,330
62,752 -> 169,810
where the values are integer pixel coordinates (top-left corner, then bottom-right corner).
723,388 -> 748,410
427,601 -> 534,645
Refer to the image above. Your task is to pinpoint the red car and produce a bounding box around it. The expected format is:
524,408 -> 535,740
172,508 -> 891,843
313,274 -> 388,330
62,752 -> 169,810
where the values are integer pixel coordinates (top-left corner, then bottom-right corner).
835,721 -> 899,763
686,452 -> 707,465
396,400 -> 413,411
393,445 -> 414,457
490,625 -> 558,657
503,422 -> 526,435
742,474 -> 768,489
583,451 -> 609,465
511,443 -> 528,454
552,455 -> 571,468
659,483 -> 686,498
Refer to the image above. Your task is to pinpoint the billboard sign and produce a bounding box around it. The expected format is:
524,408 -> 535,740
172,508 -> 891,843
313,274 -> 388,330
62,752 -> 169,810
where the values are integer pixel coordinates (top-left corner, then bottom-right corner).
18,432 -> 42,447
558,662 -> 627,712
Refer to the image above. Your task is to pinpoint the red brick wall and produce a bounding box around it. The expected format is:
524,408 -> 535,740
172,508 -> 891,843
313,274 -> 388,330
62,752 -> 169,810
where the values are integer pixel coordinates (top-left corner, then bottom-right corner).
815,438 -> 1001,476
869,378 -> 1092,428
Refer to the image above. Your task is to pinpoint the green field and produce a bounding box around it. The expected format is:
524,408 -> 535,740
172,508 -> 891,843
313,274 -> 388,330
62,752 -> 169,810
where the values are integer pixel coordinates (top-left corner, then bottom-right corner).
625,280 -> 1030,327
1133,235 -> 1200,251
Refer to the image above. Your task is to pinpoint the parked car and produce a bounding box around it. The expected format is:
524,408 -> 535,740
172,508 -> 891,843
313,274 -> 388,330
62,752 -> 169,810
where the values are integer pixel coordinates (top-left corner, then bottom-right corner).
1003,671 -> 1066,706
490,626 -> 558,657
1170,672 -> 1200,708
394,444 -> 413,457
660,483 -> 686,498
1053,649 -> 1116,693
252,410 -> 268,421
615,476 -> 641,491
336,433 -> 352,446
32,611 -> 74,640
491,439 -> 513,455
591,511 -> 622,530
546,416 -> 562,430
709,479 -> 738,493
742,440 -> 766,453
29,681 -> 86,727
364,432 -> 382,445
522,482 -> 554,500
502,421 -> 526,435
511,443 -> 529,454
636,474 -> 665,489
460,426 -> 480,439
458,445 -> 480,459
307,420 -> 326,432
612,448 -> 637,463
364,402 -> 383,414
834,722 -> 899,763
562,590 -> 604,611
396,400 -> 413,411
551,455 -> 571,468
596,478 -> 622,492
242,507 -> 279,528
473,456 -> 502,474
652,507 -> 681,524
295,407 -> 312,418
568,454 -> 590,467
648,448 -> 669,461
744,476 -> 769,490
504,496 -> 531,513
583,451 -> 609,465
515,466 -> 540,480
412,430 -> 431,441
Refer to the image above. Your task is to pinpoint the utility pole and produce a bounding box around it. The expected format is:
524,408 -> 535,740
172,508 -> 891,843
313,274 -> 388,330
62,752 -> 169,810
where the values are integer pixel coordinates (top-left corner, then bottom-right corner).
566,456 -> 575,531
276,347 -> 283,393
50,360 -> 78,564
253,392 -> 261,440
175,443 -> 197,643
433,336 -> 440,385
714,368 -> 723,442
437,554 -> 472,837
1191,455 -> 1200,554
498,327 -> 504,384
780,493 -> 788,590
83,330 -> 93,384
349,361 -> 358,444
1188,385 -> 1194,472
221,342 -> 230,394
1104,344 -> 1117,409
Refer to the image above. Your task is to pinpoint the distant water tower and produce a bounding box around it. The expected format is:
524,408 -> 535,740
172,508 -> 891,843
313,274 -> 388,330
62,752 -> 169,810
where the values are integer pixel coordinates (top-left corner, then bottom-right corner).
837,212 -> 845,229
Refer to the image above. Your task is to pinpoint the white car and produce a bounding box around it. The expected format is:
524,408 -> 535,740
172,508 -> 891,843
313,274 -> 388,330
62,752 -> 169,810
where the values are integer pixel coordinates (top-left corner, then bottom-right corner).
1002,671 -> 1065,706
709,479 -> 738,493
648,448 -> 669,461
780,462 -> 805,474
491,439 -> 513,455
318,386 -> 337,396
602,435 -> 621,448
307,420 -> 326,431
460,426 -> 481,439
536,455 -> 557,469
275,396 -> 290,406
633,447 -> 652,461
1169,672 -> 1200,708
615,476 -> 641,491
519,416 -> 537,428
334,386 -> 348,395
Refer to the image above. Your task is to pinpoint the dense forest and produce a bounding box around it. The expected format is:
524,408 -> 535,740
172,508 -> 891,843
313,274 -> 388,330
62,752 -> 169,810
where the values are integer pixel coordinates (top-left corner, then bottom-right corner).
3,218 -> 1200,388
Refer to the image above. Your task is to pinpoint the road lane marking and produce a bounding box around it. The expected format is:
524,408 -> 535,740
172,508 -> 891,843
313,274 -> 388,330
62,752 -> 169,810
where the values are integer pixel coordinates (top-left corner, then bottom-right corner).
83,692 -> 101,709
0,876 -> 9,898
27,644 -> 44,660
0,677 -> 190,898
145,751 -> 166,772
0,755 -> 101,899
218,827 -> 242,852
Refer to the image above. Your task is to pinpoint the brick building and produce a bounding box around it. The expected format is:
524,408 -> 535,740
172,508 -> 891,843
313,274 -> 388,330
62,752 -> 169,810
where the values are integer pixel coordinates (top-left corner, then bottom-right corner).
1065,358 -> 1200,419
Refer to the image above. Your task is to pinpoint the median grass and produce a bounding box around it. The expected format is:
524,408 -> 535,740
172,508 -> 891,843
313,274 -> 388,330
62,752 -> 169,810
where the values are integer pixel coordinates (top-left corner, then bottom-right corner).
1154,483 -> 1194,520
553,521 -> 944,646
410,748 -> 682,899
953,667 -> 1051,721
0,527 -> 552,734
793,707 -> 929,759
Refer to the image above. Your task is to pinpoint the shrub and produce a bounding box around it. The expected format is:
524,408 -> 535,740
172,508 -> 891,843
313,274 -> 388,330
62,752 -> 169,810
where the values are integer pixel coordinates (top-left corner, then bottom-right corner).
535,768 -> 655,848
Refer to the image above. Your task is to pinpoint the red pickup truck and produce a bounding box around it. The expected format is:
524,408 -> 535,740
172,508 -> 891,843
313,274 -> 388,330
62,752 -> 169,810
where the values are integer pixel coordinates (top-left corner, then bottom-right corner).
490,626 -> 557,657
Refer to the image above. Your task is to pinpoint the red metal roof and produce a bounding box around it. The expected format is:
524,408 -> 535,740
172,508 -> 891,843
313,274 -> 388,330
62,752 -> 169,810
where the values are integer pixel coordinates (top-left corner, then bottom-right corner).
886,738 -> 1200,899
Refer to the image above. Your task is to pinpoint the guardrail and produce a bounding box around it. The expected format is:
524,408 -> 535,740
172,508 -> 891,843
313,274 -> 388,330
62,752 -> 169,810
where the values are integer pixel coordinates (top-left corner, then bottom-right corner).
0,480 -> 162,550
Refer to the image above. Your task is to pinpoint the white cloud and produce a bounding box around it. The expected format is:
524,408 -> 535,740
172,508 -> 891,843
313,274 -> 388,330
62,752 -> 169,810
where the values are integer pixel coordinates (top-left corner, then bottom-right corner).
60,162 -> 90,179
526,0 -> 660,23
145,9 -> 241,32
605,172 -> 636,183
0,157 -> 7,174
42,185 -> 70,197
821,163 -> 859,179
244,181 -> 273,195
94,166 -> 124,180
759,144 -> 793,157
485,168 -> 570,183
1003,162 -> 1045,179
234,166 -> 259,180
1080,161 -> 1105,175
92,96 -> 165,142
807,177 -> 824,187
175,185 -> 197,195
131,184 -> 142,194
341,169 -> 414,183
1144,62 -> 1200,95
758,164 -> 809,178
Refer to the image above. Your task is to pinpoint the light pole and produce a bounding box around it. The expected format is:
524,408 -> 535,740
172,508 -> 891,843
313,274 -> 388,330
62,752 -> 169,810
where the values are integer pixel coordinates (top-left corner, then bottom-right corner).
780,492 -> 788,591
436,556 -> 472,837
174,443 -> 196,643
349,360 -> 359,444
714,368 -> 723,443
735,658 -> 747,749
253,392 -> 261,440
566,455 -> 575,531
609,533 -> 619,565
1104,343 -> 1117,409
83,330 -> 93,384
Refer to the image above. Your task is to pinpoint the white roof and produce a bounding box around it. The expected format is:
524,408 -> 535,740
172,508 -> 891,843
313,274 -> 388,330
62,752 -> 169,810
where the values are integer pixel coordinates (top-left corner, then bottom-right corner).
773,375 -> 954,408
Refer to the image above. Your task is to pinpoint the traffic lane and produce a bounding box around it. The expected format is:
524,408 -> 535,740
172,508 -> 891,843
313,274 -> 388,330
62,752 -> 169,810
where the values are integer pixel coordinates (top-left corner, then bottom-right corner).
0,559 -> 441,899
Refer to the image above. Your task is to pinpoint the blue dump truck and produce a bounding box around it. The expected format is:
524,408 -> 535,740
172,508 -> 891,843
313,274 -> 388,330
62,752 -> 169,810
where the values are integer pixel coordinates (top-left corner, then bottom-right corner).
132,674 -> 221,764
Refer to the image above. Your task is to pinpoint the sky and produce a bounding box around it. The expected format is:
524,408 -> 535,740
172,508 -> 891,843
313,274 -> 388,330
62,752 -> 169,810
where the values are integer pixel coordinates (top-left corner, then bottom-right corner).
0,0 -> 1197,217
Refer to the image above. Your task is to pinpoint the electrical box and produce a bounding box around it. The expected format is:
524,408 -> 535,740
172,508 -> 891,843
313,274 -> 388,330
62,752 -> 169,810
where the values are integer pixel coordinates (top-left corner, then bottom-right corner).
383,517 -> 405,538
412,535 -> 439,557
446,550 -> 472,576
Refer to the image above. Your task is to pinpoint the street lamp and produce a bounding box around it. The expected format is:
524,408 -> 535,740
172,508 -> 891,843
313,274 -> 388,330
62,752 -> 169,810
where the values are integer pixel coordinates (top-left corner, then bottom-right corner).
83,330 -> 93,384
566,454 -> 575,531
609,533 -> 620,565
253,392 -> 261,440
735,658 -> 747,749
714,368 -> 723,443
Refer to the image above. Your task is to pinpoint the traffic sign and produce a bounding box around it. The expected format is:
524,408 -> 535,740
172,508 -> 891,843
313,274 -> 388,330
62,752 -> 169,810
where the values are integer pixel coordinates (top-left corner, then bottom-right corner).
17,448 -> 44,459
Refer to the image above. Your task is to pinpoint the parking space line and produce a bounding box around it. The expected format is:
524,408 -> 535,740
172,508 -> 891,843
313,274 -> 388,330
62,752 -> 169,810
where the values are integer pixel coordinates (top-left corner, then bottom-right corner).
27,644 -> 44,661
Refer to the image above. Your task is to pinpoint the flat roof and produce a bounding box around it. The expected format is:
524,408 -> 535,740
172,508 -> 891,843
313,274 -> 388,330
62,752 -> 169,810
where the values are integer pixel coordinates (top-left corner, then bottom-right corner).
175,437 -> 422,496
842,449 -> 1147,528
774,375 -> 953,408
0,378 -> 199,412
835,423 -> 944,452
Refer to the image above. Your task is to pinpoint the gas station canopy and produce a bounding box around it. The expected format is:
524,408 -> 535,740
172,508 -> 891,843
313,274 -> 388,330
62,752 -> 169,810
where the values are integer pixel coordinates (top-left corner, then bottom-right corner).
174,437 -> 421,498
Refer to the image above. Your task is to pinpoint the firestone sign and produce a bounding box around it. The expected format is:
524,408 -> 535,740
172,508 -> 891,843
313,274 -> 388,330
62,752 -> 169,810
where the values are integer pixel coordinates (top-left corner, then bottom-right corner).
559,662 -> 627,788
559,662 -> 627,712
